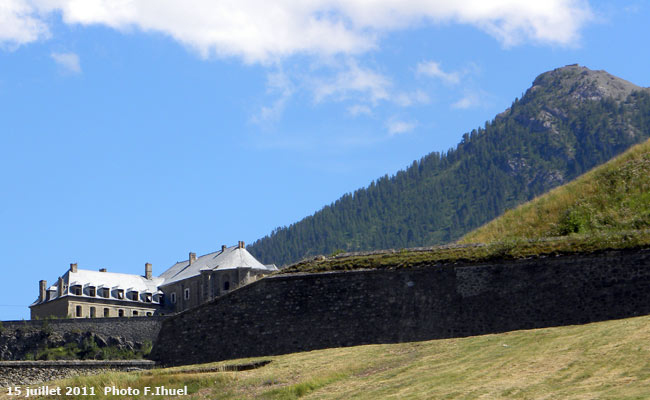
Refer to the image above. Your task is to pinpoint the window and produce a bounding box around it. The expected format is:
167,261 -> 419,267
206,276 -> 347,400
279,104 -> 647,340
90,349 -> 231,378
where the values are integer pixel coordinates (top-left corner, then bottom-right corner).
90,307 -> 96,318
71,285 -> 82,295
76,305 -> 82,317
118,309 -> 124,317
223,281 -> 230,291
184,288 -> 190,300
170,292 -> 176,304
103,308 -> 110,317
144,293 -> 152,303
102,288 -> 110,298
133,310 -> 138,316
146,312 -> 152,316
117,290 -> 124,299
130,291 -> 139,301
88,287 -> 96,297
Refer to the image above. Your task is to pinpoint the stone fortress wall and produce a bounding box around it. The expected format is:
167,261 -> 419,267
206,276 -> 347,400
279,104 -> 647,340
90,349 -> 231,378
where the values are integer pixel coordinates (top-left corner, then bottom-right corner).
151,247 -> 650,366
0,317 -> 165,362
1,316 -> 165,345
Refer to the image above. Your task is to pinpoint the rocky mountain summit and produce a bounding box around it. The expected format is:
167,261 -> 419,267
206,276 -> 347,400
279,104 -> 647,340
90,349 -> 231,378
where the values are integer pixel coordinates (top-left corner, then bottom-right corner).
530,64 -> 645,102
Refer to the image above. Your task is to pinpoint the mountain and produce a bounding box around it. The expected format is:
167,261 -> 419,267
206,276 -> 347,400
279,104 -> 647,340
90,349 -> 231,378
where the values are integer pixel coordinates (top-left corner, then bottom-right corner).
249,65 -> 650,266
460,137 -> 650,243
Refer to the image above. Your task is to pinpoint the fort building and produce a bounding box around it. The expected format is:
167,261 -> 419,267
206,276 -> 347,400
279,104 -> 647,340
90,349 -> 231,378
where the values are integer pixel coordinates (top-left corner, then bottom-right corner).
29,241 -> 277,319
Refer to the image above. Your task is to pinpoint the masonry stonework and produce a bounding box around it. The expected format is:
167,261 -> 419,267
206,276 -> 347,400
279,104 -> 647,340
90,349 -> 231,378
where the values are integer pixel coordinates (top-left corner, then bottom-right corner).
0,317 -> 165,361
151,247 -> 650,366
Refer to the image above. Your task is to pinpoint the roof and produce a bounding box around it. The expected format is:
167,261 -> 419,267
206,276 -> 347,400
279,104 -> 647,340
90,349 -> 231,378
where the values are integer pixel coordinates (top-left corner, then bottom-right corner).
159,245 -> 277,286
66,269 -> 163,293
32,269 -> 163,306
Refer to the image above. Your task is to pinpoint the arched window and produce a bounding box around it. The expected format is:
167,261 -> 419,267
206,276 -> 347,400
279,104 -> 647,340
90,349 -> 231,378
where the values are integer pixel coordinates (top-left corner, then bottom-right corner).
118,309 -> 124,317
170,292 -> 176,304
184,288 -> 190,300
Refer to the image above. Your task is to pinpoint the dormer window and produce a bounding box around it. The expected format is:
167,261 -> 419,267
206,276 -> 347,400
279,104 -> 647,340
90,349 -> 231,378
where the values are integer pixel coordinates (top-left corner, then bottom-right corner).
101,288 -> 110,298
116,289 -> 125,300
144,293 -> 152,303
87,286 -> 96,297
71,285 -> 82,296
129,291 -> 139,301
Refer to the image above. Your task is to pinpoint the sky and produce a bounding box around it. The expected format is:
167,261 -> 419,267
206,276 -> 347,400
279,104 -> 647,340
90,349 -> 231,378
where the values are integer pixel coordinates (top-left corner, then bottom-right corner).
1,0 -> 649,320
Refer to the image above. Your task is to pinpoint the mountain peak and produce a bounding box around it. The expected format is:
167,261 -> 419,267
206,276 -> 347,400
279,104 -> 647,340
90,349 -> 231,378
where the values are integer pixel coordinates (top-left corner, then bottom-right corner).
528,64 -> 643,102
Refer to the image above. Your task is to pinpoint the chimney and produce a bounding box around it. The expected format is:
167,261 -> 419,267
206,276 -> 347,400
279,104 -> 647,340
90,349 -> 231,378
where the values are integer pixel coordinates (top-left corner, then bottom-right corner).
238,241 -> 245,249
189,252 -> 197,265
221,245 -> 227,252
39,280 -> 47,302
70,263 -> 77,273
99,268 -> 107,272
57,277 -> 63,297
145,263 -> 152,280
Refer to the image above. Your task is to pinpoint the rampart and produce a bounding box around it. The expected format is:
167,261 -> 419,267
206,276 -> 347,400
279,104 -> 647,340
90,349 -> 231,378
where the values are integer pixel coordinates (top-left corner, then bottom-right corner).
151,247 -> 650,366
1,317 -> 165,343
0,317 -> 165,361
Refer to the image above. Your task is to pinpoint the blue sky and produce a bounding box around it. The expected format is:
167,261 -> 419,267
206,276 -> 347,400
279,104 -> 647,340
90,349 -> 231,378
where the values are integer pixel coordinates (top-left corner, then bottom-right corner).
1,1 -> 649,320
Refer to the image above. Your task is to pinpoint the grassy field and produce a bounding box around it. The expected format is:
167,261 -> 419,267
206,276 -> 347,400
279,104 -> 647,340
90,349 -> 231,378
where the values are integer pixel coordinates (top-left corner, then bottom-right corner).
5,314 -> 650,400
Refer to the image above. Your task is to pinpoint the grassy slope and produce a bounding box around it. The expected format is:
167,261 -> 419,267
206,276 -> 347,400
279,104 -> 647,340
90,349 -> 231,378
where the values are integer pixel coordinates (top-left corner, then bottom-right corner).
461,137 -> 650,244
11,314 -> 650,400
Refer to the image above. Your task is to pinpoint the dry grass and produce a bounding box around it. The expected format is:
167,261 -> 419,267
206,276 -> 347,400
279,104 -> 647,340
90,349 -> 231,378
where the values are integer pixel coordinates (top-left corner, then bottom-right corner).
5,314 -> 650,399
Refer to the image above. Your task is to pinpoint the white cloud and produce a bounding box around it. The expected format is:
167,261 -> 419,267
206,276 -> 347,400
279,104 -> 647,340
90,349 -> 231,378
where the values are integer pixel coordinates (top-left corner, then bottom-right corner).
51,52 -> 81,73
451,92 -> 484,109
387,119 -> 417,136
0,0 -> 49,47
416,61 -> 461,85
252,70 -> 295,124
312,61 -> 390,104
4,1 -> 592,61
394,89 -> 430,106
347,104 -> 372,116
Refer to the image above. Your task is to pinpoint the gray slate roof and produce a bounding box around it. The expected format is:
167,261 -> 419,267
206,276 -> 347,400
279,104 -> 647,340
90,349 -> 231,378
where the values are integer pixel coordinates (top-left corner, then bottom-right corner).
158,245 -> 277,286
34,269 -> 163,306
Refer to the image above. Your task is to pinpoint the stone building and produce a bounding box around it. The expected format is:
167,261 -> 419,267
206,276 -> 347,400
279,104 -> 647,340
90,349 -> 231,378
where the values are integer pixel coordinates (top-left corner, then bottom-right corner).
30,241 -> 277,319
159,241 -> 278,313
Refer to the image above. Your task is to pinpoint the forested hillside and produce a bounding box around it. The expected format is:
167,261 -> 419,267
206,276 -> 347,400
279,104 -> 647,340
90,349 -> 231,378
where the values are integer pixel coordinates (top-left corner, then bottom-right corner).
249,65 -> 650,266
